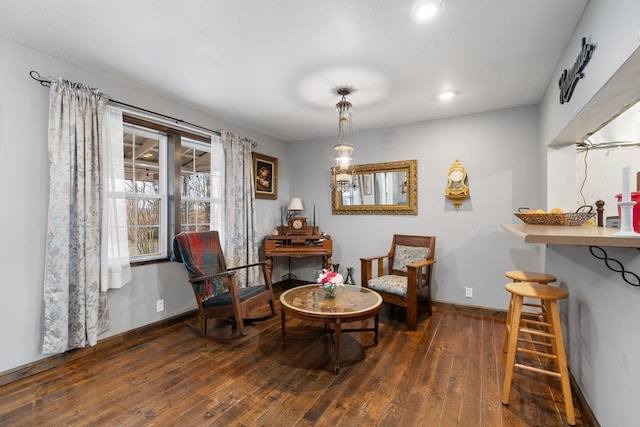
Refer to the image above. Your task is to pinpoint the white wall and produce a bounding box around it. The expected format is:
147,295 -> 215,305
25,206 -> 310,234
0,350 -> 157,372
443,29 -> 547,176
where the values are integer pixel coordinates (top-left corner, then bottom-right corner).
546,246 -> 640,427
0,37 -> 288,373
537,1 -> 640,425
284,105 -> 542,309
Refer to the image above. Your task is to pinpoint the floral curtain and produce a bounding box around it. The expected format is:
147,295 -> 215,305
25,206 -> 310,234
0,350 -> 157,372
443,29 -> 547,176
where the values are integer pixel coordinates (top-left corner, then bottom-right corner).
221,131 -> 259,287
43,79 -> 111,354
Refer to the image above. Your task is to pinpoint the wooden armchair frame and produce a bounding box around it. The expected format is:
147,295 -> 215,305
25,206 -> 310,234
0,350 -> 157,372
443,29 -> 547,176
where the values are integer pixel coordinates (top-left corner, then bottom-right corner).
188,261 -> 276,339
173,231 -> 277,342
361,234 -> 436,330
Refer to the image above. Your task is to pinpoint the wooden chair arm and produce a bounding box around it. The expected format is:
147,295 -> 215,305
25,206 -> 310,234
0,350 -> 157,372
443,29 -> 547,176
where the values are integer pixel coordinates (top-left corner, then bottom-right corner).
406,258 -> 436,294
360,255 -> 388,262
190,270 -> 235,283
226,260 -> 267,272
191,260 -> 268,282
406,258 -> 436,269
360,255 -> 392,287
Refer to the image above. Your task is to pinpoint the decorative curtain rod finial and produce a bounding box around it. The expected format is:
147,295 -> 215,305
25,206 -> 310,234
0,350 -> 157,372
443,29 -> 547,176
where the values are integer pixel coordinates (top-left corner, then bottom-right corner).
30,70 -> 52,87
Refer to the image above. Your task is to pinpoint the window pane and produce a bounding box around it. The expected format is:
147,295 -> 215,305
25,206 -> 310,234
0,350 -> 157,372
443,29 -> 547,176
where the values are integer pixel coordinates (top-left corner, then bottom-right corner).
124,131 -> 161,195
181,201 -> 211,231
180,146 -> 211,198
134,226 -> 161,256
127,198 -> 162,256
123,124 -> 167,260
180,138 -> 217,233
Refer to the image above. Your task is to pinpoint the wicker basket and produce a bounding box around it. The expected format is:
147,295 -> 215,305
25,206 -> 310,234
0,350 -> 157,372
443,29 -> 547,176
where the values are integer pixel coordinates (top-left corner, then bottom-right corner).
514,212 -> 595,226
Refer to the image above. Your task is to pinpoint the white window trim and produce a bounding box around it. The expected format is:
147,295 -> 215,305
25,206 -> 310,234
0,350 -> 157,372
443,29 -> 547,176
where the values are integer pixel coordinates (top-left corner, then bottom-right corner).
124,124 -> 168,262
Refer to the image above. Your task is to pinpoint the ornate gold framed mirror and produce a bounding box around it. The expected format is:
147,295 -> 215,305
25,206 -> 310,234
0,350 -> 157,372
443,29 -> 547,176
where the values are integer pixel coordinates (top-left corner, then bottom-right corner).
331,159 -> 417,215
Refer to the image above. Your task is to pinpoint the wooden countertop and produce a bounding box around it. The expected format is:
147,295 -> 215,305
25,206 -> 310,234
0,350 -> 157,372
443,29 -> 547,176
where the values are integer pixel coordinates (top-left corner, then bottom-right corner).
502,223 -> 640,248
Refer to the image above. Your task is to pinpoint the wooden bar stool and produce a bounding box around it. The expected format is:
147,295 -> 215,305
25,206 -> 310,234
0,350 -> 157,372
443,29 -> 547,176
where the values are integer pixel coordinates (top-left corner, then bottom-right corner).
501,282 -> 575,425
503,271 -> 557,352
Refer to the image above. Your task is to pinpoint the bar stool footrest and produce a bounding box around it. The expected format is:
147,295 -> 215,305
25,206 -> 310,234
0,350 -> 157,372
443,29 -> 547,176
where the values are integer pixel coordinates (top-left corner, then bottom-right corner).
517,346 -> 558,359
515,363 -> 562,378
520,327 -> 554,338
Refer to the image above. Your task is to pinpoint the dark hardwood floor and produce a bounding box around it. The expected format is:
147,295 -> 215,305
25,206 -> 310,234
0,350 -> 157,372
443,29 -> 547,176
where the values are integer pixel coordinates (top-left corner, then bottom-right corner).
0,295 -> 594,426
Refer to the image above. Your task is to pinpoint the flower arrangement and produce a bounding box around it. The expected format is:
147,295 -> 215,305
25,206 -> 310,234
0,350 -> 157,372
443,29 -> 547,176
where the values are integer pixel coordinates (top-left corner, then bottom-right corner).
317,268 -> 344,297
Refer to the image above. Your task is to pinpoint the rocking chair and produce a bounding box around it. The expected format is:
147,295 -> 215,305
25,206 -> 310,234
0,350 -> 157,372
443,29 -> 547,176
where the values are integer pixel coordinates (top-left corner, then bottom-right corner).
172,231 -> 276,341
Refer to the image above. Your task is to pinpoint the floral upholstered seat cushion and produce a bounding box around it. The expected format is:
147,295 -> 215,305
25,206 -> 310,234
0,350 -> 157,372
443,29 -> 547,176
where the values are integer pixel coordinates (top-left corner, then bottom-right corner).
368,275 -> 408,297
368,244 -> 430,297
392,244 -> 429,272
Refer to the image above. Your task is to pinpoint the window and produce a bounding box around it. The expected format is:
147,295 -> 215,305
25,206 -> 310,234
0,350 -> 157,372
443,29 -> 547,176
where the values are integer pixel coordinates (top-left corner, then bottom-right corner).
180,137 -> 223,233
123,125 -> 167,261
122,115 -> 221,262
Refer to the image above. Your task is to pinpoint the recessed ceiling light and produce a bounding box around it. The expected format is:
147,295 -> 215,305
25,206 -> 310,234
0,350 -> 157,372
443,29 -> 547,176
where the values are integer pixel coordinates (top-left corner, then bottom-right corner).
411,0 -> 444,22
438,90 -> 457,101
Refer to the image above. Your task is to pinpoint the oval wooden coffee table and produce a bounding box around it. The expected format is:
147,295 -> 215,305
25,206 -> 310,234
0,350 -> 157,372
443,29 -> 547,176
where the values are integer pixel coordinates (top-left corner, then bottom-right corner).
280,284 -> 383,374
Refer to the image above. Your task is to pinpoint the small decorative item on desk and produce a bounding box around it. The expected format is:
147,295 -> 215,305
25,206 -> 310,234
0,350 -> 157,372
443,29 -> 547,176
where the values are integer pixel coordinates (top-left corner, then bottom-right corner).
317,268 -> 344,298
345,267 -> 356,285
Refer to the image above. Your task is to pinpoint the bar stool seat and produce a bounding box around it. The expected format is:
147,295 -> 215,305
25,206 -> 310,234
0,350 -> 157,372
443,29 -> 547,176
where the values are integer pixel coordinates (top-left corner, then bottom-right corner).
501,282 -> 575,425
503,271 -> 557,352
505,270 -> 557,284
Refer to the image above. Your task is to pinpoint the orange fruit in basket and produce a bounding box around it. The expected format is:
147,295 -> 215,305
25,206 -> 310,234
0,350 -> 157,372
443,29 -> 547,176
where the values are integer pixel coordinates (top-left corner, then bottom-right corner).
550,207 -> 564,214
535,209 -> 546,214
525,209 -> 535,214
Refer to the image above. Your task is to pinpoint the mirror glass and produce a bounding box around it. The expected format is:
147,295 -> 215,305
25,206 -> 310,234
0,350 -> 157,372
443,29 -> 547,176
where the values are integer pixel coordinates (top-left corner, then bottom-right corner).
332,159 -> 417,215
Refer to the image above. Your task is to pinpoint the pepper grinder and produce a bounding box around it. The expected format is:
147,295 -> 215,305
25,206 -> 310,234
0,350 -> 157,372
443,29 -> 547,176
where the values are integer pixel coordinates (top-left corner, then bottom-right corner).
595,199 -> 604,227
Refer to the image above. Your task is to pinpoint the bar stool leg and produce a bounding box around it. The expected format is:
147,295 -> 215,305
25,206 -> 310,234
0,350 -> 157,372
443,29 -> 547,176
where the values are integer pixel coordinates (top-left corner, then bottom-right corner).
502,293 -> 515,353
549,300 -> 575,425
501,294 -> 523,404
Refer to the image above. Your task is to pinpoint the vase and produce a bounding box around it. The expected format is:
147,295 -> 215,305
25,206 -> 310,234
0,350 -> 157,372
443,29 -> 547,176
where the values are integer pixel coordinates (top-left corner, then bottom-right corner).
332,264 -> 340,275
345,267 -> 355,285
323,282 -> 337,298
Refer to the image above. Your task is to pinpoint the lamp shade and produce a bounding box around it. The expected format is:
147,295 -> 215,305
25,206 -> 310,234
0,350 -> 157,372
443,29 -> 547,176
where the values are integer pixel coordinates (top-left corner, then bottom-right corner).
288,197 -> 304,211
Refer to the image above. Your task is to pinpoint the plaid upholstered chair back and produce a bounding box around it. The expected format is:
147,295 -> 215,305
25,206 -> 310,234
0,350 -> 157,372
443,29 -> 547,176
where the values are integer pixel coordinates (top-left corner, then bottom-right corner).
172,231 -> 227,299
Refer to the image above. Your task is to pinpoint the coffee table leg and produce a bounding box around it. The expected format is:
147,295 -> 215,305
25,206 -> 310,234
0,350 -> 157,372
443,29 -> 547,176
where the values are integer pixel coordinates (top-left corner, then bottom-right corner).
374,314 -> 379,346
281,307 -> 286,349
334,319 -> 341,374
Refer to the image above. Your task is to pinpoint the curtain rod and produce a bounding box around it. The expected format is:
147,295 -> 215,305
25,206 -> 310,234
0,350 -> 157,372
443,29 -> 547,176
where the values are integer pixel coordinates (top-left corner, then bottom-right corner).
29,70 -> 221,137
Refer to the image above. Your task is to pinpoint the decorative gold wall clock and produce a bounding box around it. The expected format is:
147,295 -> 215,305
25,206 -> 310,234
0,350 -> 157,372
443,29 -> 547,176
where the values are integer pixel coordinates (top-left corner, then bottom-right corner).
445,159 -> 469,210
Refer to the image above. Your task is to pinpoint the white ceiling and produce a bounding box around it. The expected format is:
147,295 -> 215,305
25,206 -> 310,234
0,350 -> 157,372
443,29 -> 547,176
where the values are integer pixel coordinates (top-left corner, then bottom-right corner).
0,0 -> 589,142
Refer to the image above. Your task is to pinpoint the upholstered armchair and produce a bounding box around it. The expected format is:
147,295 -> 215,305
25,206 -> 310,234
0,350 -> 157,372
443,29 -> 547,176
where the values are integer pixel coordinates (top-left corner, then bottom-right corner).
360,234 -> 436,330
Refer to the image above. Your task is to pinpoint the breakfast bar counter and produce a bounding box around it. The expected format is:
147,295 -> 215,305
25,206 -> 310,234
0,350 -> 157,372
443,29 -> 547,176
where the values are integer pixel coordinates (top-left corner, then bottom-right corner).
502,223 -> 640,248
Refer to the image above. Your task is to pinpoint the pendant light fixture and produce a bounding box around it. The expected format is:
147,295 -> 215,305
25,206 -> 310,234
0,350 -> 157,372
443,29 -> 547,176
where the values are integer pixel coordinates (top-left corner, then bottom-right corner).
334,87 -> 357,192
334,87 -> 354,171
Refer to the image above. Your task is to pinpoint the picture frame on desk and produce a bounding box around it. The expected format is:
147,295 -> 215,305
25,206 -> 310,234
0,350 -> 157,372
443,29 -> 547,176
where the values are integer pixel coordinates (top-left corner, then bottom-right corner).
253,152 -> 278,200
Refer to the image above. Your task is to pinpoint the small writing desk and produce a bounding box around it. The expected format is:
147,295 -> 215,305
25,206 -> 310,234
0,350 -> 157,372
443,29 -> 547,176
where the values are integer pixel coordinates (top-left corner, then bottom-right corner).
264,232 -> 332,285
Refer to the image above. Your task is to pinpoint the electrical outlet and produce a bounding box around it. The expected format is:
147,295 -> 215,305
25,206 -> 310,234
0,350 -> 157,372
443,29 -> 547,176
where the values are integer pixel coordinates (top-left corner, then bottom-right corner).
156,299 -> 165,312
465,287 -> 473,298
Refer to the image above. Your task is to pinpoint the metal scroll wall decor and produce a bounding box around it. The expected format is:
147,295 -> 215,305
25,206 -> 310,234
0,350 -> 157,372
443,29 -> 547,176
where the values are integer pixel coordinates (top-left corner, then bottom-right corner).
558,37 -> 596,105
589,245 -> 640,287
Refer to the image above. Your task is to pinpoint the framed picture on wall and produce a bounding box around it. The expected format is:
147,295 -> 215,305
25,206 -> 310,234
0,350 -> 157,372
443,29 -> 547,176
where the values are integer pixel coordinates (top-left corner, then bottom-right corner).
363,173 -> 372,195
253,152 -> 278,199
